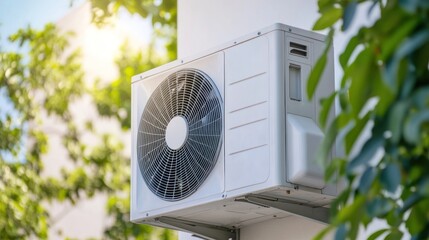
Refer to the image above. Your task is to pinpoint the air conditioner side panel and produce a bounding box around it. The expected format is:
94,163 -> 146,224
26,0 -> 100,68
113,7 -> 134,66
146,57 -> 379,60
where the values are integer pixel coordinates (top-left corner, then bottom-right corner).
224,30 -> 287,194
224,35 -> 271,192
284,32 -> 337,191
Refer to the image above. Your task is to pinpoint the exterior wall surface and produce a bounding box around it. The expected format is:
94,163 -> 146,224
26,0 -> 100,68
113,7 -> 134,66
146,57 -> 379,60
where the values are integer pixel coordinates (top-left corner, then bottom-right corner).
178,0 -> 319,58
177,0 -> 382,239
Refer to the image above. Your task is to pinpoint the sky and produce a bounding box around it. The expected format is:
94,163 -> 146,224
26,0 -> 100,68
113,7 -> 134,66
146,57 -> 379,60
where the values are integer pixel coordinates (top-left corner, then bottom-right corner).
0,0 -> 85,50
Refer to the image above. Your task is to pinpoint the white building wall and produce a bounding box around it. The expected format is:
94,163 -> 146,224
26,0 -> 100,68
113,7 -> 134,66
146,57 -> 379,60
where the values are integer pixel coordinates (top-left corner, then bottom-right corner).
177,0 -> 319,59
177,0 -> 382,239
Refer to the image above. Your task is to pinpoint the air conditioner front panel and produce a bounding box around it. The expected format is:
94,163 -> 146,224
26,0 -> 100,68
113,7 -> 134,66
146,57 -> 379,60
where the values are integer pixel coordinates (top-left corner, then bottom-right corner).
131,52 -> 225,217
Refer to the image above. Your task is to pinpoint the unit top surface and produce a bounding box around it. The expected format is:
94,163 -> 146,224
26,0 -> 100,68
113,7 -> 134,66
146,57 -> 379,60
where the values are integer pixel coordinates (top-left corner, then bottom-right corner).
131,23 -> 326,83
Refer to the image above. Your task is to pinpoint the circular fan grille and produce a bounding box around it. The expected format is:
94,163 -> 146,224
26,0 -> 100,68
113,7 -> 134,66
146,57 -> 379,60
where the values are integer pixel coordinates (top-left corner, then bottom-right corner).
137,69 -> 223,201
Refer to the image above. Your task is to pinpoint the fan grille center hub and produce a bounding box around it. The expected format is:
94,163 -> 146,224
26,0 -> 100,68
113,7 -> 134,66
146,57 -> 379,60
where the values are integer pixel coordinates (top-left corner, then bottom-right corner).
165,116 -> 188,150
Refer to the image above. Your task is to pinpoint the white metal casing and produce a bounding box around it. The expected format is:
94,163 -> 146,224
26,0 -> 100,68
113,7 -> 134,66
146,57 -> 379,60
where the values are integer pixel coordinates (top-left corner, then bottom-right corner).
131,23 -> 336,229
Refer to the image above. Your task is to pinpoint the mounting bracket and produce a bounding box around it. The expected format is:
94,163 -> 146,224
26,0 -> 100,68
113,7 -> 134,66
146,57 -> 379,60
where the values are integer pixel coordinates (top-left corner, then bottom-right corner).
154,194 -> 328,239
156,216 -> 239,240
239,194 -> 330,224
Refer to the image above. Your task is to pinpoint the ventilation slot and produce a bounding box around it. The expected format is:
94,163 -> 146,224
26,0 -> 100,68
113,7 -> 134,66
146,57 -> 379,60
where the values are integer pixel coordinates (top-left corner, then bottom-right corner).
290,42 -> 307,57
289,64 -> 302,101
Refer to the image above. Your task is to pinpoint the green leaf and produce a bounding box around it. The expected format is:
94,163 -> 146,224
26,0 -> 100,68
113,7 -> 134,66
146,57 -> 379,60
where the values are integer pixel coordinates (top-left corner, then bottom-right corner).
380,163 -> 401,193
318,114 -> 342,165
418,177 -> 429,197
339,88 -> 350,111
388,100 -> 409,144
396,29 -> 429,59
348,211 -> 362,240
381,18 -> 419,60
401,192 -> 423,214
331,188 -> 351,218
367,229 -> 389,240
347,133 -> 384,173
339,35 -> 360,69
372,69 -> 395,115
358,166 -> 376,193
342,1 -> 357,31
384,30 -> 429,90
345,111 -> 371,154
319,93 -> 336,128
318,0 -> 336,11
399,0 -> 421,12
386,210 -> 401,227
366,197 -> 393,218
313,7 -> 342,30
325,158 -> 347,182
373,7 -> 406,35
414,39 -> 429,72
307,52 -> 327,100
307,29 -> 333,100
406,199 -> 429,235
412,87 -> 429,109
385,229 -> 403,240
348,48 -> 374,116
335,195 -> 366,224
335,224 -> 347,240
404,110 -> 429,144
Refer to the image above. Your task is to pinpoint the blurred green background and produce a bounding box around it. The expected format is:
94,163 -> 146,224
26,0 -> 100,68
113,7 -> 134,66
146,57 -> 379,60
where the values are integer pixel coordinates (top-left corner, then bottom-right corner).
0,0 -> 177,239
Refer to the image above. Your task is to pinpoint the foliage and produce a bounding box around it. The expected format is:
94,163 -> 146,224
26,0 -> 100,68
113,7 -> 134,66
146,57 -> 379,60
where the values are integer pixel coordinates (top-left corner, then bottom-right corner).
0,23 -> 85,238
309,0 -> 429,239
0,0 -> 178,239
88,0 -> 177,60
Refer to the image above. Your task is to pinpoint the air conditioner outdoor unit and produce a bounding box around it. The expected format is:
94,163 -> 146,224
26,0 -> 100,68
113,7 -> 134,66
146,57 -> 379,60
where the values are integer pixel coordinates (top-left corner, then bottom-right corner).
131,23 -> 336,240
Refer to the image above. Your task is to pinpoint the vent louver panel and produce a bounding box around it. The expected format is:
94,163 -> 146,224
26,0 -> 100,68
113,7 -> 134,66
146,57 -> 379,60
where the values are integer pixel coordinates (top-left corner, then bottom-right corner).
289,42 -> 307,57
137,69 -> 223,201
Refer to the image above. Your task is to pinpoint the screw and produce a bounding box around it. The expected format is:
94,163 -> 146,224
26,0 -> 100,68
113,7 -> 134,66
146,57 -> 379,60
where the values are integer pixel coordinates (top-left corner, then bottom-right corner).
286,190 -> 291,194
233,41 -> 237,44
288,28 -> 292,32
146,213 -> 149,217
257,31 -> 261,35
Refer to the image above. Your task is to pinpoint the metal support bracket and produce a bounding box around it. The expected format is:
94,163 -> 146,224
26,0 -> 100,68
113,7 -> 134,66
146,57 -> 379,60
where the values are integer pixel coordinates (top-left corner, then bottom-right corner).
157,216 -> 238,240
240,194 -> 330,224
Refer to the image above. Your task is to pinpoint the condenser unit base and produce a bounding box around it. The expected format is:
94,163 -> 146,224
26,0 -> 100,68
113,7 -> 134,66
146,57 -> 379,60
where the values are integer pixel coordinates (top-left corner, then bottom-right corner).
156,194 -> 330,240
